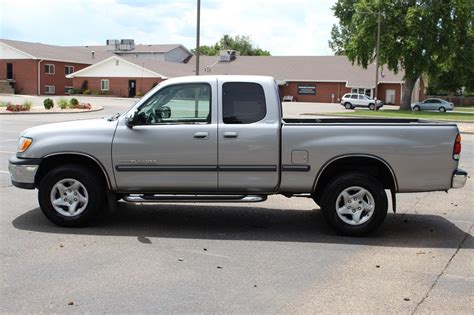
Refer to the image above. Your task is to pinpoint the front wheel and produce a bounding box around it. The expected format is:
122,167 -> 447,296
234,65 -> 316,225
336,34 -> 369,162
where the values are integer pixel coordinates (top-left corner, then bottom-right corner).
369,103 -> 375,110
38,164 -> 105,227
319,173 -> 388,236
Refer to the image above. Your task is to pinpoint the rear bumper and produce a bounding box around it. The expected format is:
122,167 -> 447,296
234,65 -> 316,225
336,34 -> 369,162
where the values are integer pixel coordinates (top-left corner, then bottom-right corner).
452,169 -> 468,189
8,156 -> 42,190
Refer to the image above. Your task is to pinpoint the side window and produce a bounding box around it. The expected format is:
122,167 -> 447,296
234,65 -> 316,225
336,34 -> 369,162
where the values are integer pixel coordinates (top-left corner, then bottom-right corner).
223,82 -> 266,124
351,95 -> 358,99
358,95 -> 365,100
135,83 -> 211,124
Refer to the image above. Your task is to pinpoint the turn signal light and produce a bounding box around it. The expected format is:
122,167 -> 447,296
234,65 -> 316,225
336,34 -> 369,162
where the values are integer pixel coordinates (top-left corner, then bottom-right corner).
18,137 -> 33,153
453,134 -> 461,160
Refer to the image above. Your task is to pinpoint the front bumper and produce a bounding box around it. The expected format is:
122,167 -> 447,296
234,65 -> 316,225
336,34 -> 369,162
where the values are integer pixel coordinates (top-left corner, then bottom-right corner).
8,156 -> 42,189
452,169 -> 468,189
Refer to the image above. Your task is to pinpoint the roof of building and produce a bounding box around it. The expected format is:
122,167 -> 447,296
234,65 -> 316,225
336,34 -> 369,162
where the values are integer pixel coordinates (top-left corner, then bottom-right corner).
0,39 -> 190,64
122,55 -> 405,87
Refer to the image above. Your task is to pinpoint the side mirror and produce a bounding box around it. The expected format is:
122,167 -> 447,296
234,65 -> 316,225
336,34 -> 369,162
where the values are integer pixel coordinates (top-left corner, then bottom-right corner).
125,115 -> 136,128
156,106 -> 171,119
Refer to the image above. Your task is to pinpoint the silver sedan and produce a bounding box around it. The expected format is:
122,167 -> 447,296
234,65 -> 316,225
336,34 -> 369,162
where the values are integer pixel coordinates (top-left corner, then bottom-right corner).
411,98 -> 454,112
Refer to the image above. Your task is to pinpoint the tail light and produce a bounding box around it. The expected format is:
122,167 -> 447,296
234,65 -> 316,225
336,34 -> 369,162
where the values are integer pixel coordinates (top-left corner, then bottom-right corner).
453,133 -> 461,160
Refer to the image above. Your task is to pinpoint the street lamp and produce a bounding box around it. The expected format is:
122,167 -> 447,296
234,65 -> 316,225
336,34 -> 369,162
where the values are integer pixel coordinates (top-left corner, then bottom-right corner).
374,9 -> 381,106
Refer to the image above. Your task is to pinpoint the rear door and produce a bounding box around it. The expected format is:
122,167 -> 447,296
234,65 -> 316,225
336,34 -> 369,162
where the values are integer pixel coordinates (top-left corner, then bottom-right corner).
217,79 -> 280,193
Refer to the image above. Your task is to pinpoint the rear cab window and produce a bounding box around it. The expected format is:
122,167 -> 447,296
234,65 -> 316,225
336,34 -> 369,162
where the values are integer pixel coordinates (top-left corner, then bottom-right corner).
222,82 -> 266,124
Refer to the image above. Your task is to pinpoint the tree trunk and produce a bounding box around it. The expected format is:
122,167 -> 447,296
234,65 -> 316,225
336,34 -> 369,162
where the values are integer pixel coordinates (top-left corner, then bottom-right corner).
400,76 -> 418,110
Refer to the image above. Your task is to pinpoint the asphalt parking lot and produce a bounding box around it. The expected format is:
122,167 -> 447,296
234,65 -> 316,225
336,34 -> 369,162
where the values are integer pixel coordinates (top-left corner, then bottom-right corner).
0,96 -> 472,313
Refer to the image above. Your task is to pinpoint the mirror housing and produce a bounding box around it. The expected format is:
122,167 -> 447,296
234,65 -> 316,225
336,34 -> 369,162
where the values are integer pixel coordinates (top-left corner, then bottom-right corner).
125,115 -> 136,128
156,106 -> 171,119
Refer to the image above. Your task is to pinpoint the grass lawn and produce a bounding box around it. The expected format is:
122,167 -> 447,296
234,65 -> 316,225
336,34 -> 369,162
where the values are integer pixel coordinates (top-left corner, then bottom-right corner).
454,106 -> 474,112
326,109 -> 474,122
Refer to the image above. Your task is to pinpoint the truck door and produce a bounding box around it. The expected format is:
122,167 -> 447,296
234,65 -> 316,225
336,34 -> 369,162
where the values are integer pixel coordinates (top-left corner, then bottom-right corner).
112,81 -> 218,191
217,80 -> 280,193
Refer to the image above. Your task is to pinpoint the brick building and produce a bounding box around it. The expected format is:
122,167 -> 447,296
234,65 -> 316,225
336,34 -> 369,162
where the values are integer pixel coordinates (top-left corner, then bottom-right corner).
1,39 -> 425,104
0,39 -> 191,96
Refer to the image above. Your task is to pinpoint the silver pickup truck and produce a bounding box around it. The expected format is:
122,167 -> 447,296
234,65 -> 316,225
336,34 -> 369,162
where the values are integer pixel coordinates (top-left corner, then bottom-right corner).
9,75 -> 468,235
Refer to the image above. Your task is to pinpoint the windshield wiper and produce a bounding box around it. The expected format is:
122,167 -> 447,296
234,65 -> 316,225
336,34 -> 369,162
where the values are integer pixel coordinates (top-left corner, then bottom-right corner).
107,113 -> 121,121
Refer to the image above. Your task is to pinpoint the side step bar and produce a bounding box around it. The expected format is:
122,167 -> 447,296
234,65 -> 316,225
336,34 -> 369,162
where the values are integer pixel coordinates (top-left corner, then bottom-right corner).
123,194 -> 267,203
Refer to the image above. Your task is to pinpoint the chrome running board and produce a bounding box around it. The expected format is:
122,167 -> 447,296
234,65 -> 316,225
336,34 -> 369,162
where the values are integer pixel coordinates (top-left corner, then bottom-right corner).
123,194 -> 267,203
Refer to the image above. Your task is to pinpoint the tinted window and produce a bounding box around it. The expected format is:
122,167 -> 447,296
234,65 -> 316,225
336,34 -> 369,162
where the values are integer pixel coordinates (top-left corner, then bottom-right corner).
351,95 -> 358,99
135,83 -> 211,124
358,95 -> 365,100
223,82 -> 266,124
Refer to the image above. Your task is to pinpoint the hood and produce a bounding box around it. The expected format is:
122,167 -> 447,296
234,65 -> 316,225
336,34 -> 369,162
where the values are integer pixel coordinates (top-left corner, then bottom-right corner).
21,118 -> 117,138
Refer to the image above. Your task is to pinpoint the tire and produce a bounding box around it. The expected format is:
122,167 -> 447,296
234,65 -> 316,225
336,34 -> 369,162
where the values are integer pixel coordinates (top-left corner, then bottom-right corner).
369,103 -> 375,111
413,106 -> 420,111
319,172 -> 388,236
344,102 -> 352,110
38,164 -> 105,227
439,107 -> 446,112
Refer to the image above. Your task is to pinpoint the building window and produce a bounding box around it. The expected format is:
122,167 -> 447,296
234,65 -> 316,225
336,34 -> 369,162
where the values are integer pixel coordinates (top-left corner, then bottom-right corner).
351,88 -> 372,98
101,79 -> 109,91
65,66 -> 74,75
45,85 -> 55,94
45,64 -> 55,74
64,86 -> 73,94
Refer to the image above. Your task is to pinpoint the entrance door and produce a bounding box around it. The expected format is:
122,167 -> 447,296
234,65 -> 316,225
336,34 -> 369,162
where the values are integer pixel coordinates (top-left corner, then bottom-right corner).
6,63 -> 13,80
128,80 -> 136,97
386,89 -> 396,104
112,82 -> 218,191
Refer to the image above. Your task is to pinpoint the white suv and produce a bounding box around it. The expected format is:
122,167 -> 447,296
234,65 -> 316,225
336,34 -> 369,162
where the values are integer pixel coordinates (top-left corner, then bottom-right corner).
341,93 -> 383,110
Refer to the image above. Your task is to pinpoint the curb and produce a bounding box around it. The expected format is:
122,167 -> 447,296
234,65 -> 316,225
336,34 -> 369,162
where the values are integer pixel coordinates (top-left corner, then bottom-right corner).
0,106 -> 104,115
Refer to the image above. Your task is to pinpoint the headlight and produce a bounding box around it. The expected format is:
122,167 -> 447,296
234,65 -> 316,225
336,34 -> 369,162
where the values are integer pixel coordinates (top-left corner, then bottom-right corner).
18,137 -> 33,153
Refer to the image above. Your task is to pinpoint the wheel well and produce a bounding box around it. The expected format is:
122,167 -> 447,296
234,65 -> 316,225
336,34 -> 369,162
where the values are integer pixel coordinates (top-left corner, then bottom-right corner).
35,154 -> 111,189
312,156 -> 397,203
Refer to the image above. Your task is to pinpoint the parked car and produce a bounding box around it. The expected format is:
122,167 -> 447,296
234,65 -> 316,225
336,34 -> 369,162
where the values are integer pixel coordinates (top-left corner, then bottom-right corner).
340,93 -> 383,110
9,75 -> 467,236
412,98 -> 454,112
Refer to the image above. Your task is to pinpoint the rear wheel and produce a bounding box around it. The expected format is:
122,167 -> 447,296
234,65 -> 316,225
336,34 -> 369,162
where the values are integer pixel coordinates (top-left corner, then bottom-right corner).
413,105 -> 420,111
369,103 -> 375,110
319,172 -> 388,236
38,164 -> 105,227
344,102 -> 353,110
439,107 -> 446,112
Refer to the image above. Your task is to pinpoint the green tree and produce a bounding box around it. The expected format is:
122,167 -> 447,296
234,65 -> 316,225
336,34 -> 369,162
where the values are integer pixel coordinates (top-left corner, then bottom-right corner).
192,34 -> 271,56
330,0 -> 473,110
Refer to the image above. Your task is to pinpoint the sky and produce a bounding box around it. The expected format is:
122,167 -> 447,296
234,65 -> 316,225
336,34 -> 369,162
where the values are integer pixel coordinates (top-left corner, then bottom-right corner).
0,0 -> 338,56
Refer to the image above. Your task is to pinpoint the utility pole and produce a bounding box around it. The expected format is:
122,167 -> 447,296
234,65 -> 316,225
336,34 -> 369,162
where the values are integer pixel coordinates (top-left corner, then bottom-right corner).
195,0 -> 201,76
374,7 -> 381,107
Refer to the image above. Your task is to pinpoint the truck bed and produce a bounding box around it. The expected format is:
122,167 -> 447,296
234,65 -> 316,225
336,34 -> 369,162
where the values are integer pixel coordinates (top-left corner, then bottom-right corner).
283,118 -> 449,125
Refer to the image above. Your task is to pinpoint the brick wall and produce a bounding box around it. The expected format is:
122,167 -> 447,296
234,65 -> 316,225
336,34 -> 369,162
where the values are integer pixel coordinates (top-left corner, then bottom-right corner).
72,77 -> 164,97
0,59 -> 90,95
279,81 -> 351,103
378,83 -> 402,105
0,59 -> 38,94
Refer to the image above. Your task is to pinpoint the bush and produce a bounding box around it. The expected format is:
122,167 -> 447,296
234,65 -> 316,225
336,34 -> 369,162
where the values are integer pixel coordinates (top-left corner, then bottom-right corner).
6,103 -> 30,112
22,100 -> 32,110
70,98 -> 79,106
69,88 -> 83,95
83,89 -> 91,95
91,90 -> 99,96
71,102 -> 92,110
43,98 -> 54,109
58,98 -> 70,109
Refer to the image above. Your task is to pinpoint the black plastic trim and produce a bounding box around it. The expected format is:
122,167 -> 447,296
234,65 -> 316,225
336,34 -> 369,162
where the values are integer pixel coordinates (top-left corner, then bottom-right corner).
12,180 -> 35,190
282,165 -> 311,172
116,165 -> 218,172
218,165 -> 277,172
9,156 -> 42,165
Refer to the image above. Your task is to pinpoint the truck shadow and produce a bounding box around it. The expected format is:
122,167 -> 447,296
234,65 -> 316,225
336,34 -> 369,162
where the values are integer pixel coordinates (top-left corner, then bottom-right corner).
12,202 -> 472,249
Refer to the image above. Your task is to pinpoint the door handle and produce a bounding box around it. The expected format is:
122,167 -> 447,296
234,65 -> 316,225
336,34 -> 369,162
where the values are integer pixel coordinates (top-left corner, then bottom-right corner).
193,132 -> 209,139
224,132 -> 238,138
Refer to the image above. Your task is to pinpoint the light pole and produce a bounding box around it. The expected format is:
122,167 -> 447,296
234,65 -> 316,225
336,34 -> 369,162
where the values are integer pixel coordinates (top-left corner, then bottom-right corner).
374,8 -> 381,107
195,0 -> 201,76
